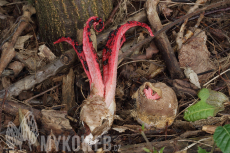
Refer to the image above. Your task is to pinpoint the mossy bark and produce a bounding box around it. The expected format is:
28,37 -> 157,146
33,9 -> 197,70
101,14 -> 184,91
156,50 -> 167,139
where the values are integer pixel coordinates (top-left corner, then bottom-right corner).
35,0 -> 113,55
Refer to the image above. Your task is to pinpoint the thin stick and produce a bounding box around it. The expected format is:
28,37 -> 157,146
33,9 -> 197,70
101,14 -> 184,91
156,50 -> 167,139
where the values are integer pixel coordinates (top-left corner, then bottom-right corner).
179,137 -> 213,151
203,68 -> 230,87
118,59 -> 163,69
24,83 -> 61,103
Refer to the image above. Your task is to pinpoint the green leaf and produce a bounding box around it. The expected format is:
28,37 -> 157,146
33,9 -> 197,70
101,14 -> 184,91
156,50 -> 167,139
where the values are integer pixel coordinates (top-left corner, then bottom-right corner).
153,150 -> 157,153
159,147 -> 165,153
198,88 -> 210,101
213,124 -> 230,153
197,146 -> 210,153
184,100 -> 216,121
184,88 -> 228,122
143,147 -> 150,152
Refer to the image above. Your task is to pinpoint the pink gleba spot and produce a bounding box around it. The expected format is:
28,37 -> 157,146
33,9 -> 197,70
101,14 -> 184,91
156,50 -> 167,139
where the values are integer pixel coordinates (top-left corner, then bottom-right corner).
144,87 -> 161,100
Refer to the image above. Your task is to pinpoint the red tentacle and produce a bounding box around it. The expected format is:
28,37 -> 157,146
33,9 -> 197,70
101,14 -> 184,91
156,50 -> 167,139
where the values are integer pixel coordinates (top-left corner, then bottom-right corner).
54,16 -> 105,97
83,16 -> 104,97
54,37 -> 92,82
102,21 -> 154,107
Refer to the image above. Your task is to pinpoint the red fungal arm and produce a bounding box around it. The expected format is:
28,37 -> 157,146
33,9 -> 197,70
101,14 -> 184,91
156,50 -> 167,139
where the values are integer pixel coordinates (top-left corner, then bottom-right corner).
82,16 -> 104,97
103,21 -> 154,107
54,16 -> 105,97
54,37 -> 92,82
144,87 -> 161,100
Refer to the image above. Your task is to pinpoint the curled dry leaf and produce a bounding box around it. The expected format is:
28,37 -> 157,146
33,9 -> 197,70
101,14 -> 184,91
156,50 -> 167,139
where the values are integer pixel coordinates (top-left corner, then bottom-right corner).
15,35 -> 33,50
132,82 -> 178,129
179,29 -> 216,83
184,67 -> 201,88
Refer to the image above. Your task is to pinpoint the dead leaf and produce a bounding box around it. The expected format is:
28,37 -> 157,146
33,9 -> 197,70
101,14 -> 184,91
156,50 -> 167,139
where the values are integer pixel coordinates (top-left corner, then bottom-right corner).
146,42 -> 159,58
179,29 -> 216,83
15,35 -> 33,49
184,67 -> 201,88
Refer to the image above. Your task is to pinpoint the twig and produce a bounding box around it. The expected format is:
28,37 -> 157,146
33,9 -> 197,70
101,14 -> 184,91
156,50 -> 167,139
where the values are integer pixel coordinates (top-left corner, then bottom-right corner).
0,49 -> 76,99
203,68 -> 230,87
146,0 -> 184,79
179,137 -> 213,151
24,83 -> 61,103
118,59 -> 163,69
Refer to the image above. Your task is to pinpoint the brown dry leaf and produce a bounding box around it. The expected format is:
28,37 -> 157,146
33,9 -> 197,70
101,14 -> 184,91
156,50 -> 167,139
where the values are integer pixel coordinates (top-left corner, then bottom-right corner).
146,42 -> 159,58
202,125 -> 218,134
179,29 -> 216,83
15,35 -> 33,50
41,110 -> 73,134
